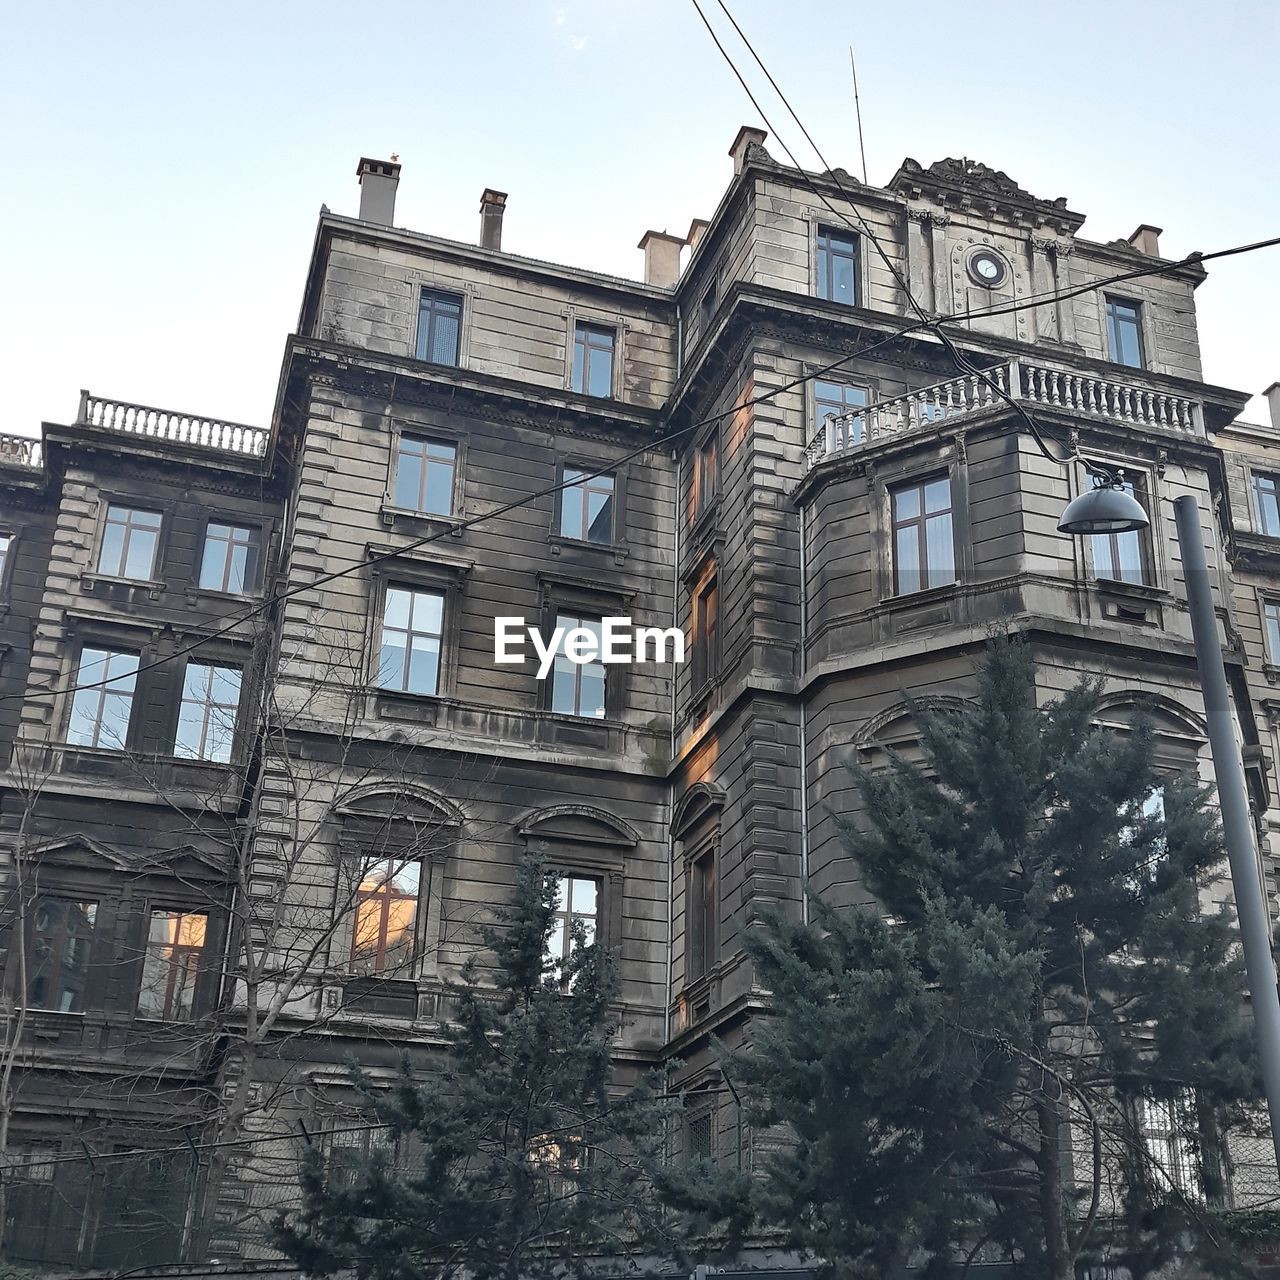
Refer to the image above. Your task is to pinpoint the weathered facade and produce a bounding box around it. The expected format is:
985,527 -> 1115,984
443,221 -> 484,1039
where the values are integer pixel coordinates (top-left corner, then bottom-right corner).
1,133 -> 1278,1265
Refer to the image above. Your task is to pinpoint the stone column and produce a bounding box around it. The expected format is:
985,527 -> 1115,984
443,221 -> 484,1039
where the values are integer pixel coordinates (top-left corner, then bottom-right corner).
905,207 -> 933,310
1030,236 -> 1060,344
929,212 -> 951,319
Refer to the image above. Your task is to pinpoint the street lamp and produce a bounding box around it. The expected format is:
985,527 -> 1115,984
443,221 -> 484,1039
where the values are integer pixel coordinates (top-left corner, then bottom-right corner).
1057,473 -> 1280,1170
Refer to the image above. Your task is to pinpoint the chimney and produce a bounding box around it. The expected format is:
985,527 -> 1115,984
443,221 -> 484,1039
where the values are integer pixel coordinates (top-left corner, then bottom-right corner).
357,156 -> 401,226
480,188 -> 508,251
728,124 -> 767,175
1265,382 -> 1280,432
638,230 -> 684,288
686,218 -> 711,253
1127,224 -> 1163,257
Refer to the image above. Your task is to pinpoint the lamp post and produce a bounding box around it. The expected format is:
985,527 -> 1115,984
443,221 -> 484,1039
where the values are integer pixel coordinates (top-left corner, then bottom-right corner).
1058,474 -> 1280,1169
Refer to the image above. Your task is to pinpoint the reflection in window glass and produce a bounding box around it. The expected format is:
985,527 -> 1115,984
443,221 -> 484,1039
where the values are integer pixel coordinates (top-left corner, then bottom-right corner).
200,523 -> 258,593
378,587 -> 444,695
99,506 -> 162,580
1091,477 -> 1149,585
137,910 -> 208,1021
572,324 -> 615,398
175,664 -> 241,762
560,469 -> 614,543
892,476 -> 955,595
28,898 -> 98,1012
393,436 -> 456,515
816,228 -> 858,305
1254,473 -> 1280,537
350,859 -> 421,975
550,615 -> 605,718
1105,296 -> 1145,369
67,648 -> 138,749
416,289 -> 463,365
545,874 -> 599,987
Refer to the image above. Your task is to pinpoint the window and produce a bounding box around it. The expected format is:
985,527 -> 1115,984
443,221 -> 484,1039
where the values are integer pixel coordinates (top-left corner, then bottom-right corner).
199,522 -> 259,593
378,586 -> 444,695
67,648 -> 138,749
1264,600 -> 1280,662
700,282 -> 716,331
692,576 -> 719,690
0,533 -> 10,588
559,468 -> 615,543
1254,472 -> 1280,537
694,433 -> 719,517
816,227 -> 858,306
688,850 -> 717,981
393,436 -> 456,515
415,288 -> 463,365
814,379 -> 869,442
1139,1093 -> 1202,1203
137,911 -> 208,1020
28,898 -> 97,1012
685,1101 -> 715,1160
891,476 -> 955,595
545,874 -> 599,987
325,1123 -> 398,1189
1091,476 -> 1150,585
1105,296 -> 1145,369
350,859 -> 421,975
572,322 -> 615,398
549,614 -> 606,718
98,505 -> 162,580
175,663 -> 241,762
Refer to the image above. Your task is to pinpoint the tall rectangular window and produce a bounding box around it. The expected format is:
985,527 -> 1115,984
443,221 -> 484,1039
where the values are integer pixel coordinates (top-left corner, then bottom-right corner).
1105,296 -> 1145,369
28,898 -> 98,1012
378,587 -> 444,695
1254,472 -> 1280,537
175,664 -> 241,762
67,648 -> 138,749
550,614 -> 605,718
393,436 -> 456,515
688,851 -> 717,980
695,433 -> 719,517
1091,477 -> 1150,585
816,227 -> 858,306
98,505 -> 162,580
350,859 -> 421,975
572,323 -> 616,398
199,522 -> 259,593
0,533 -> 10,589
815,379 -> 869,442
559,468 -> 615,543
692,576 -> 719,690
137,910 -> 208,1021
1139,1093 -> 1202,1203
1264,601 -> 1280,663
891,476 -> 955,595
545,874 -> 599,987
415,289 -> 463,365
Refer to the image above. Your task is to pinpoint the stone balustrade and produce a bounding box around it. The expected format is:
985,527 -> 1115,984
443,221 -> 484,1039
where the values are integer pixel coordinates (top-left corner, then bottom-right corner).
76,390 -> 268,458
805,358 -> 1205,468
0,432 -> 42,469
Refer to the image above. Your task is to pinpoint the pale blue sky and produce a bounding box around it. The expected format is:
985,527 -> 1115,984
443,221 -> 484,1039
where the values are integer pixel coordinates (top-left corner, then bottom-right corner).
4,0 -> 1277,436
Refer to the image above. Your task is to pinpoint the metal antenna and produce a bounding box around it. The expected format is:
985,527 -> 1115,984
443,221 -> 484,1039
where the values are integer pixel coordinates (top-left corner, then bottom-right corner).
849,45 -> 868,183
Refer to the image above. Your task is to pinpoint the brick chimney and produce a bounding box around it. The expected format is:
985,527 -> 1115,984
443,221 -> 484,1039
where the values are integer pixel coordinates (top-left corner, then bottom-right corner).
728,125 -> 767,175
638,230 -> 684,288
1127,224 -> 1163,257
1265,382 -> 1280,432
480,188 -> 508,251
686,218 -> 711,253
357,157 -> 400,226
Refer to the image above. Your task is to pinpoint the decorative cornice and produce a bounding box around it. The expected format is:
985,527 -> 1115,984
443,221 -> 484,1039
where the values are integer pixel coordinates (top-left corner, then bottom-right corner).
890,157 -> 1086,234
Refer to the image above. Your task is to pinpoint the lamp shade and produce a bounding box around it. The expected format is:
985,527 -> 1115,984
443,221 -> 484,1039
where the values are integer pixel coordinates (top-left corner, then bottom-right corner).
1057,484 -> 1150,535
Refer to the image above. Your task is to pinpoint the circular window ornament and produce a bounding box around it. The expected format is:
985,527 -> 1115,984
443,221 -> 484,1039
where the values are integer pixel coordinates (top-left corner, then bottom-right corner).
967,250 -> 1007,289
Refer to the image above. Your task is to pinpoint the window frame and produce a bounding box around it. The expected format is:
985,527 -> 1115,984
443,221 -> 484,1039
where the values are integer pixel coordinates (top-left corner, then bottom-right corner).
545,871 -> 602,991
547,612 -> 608,720
65,645 -> 140,751
693,431 -> 720,522
27,895 -> 100,1014
815,225 -> 859,307
96,503 -> 163,583
812,377 -> 871,445
0,530 -> 12,598
348,856 -> 424,977
390,432 -> 459,518
890,473 -> 957,597
197,520 -> 262,595
1263,598 -> 1280,665
687,846 -> 718,983
173,661 -> 243,763
1253,470 -> 1280,538
1088,472 -> 1154,587
414,287 -> 464,367
691,571 -> 720,693
375,582 -> 447,698
556,464 -> 617,545
1104,294 -> 1146,370
135,908 -> 210,1022
570,321 -> 617,399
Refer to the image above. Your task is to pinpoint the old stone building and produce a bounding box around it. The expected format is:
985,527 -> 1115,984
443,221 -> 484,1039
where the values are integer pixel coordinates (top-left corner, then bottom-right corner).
2,131 -> 1278,1265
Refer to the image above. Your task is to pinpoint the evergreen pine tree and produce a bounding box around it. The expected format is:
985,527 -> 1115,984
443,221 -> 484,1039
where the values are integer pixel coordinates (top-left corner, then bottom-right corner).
734,635 -> 1259,1278
275,854 -> 746,1280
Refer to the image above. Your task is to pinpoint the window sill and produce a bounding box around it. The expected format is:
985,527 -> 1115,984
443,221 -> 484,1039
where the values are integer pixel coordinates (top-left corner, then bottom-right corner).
887,580 -> 960,607
547,533 -> 629,567
1093,577 -> 1167,601
80,572 -> 166,597
379,506 -> 462,539
187,586 -> 262,604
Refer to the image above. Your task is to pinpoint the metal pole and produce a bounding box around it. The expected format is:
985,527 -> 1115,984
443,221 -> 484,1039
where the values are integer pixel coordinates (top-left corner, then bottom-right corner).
1174,494 -> 1280,1169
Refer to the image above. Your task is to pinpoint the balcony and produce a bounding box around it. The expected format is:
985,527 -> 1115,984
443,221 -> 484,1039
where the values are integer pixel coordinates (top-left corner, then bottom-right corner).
0,432 -> 42,470
73,390 -> 269,459
804,358 -> 1205,469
